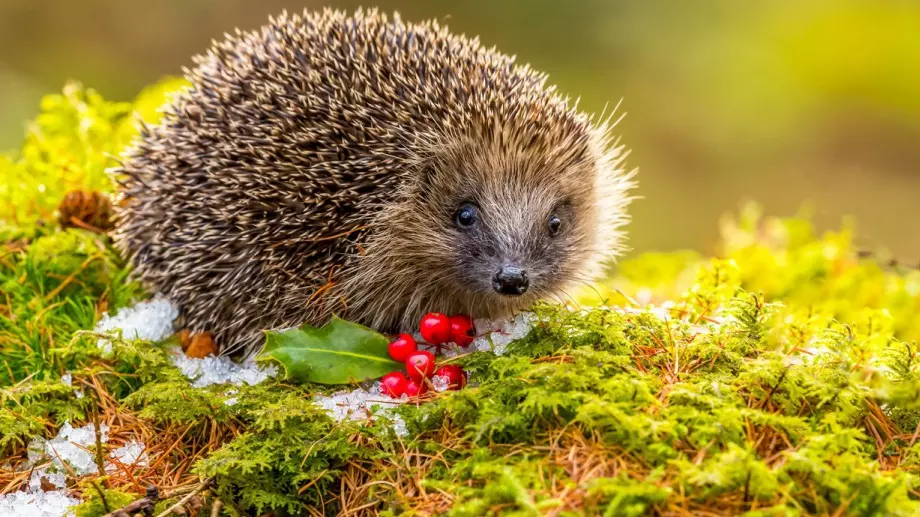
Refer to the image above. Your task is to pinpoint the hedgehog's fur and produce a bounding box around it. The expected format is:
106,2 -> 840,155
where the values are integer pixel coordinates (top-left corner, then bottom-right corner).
114,8 -> 635,357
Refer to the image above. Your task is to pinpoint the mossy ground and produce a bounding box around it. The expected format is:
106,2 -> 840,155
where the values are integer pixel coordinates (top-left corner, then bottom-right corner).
1,82 -> 919,516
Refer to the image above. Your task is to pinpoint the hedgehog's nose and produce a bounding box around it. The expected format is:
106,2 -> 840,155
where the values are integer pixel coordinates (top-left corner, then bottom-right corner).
493,266 -> 529,296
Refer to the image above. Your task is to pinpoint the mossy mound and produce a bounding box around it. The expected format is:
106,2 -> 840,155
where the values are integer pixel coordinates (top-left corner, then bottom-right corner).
1,82 -> 918,516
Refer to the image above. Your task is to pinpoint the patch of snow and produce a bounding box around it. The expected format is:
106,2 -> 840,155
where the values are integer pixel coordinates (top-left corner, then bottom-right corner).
471,312 -> 535,355
223,388 -> 240,406
313,382 -> 408,437
17,423 -> 115,517
21,430 -> 152,515
171,352 -> 278,388
431,375 -> 450,392
390,414 -> 408,437
106,440 -> 148,472
0,490 -> 79,517
95,295 -> 178,352
33,422 -> 109,476
27,439 -> 46,464
29,469 -> 66,491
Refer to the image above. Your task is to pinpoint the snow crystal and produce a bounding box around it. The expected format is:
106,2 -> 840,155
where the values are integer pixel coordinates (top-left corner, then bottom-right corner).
18,423 -> 114,516
106,440 -> 148,472
223,388 -> 240,406
313,383 -> 408,437
59,372 -> 85,399
29,469 -> 66,491
27,438 -> 46,465
23,430 -> 150,514
95,295 -> 178,352
171,352 -> 278,388
0,490 -> 79,517
431,375 -> 450,392
390,414 -> 408,437
34,422 -> 109,476
471,312 -> 535,355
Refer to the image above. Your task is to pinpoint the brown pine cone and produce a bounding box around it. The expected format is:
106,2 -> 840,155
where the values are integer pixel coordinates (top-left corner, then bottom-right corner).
57,190 -> 114,232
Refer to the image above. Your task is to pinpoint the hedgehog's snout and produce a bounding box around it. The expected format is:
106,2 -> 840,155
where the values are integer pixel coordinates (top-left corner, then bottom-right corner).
492,265 -> 529,296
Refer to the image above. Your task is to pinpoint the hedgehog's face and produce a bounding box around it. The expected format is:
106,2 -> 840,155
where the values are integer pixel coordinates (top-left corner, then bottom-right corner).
398,129 -> 607,317
445,193 -> 584,302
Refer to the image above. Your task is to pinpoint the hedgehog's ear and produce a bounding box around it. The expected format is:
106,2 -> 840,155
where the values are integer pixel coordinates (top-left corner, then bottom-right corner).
408,161 -> 437,204
406,159 -> 466,218
409,145 -> 454,189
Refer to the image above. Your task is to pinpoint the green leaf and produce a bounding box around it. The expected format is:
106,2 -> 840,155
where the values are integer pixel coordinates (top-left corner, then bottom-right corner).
257,316 -> 402,385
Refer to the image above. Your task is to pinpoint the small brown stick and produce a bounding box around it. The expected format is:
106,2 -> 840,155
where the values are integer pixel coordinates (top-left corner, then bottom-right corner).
210,498 -> 223,517
92,410 -> 108,485
67,216 -> 107,234
153,477 -> 212,517
298,469 -> 329,494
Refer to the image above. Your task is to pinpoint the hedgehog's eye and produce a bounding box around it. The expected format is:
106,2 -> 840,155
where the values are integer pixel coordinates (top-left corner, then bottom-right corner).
454,204 -> 479,229
548,213 -> 562,236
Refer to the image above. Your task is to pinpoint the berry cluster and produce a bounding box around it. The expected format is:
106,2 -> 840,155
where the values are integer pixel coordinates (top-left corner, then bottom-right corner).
379,313 -> 473,398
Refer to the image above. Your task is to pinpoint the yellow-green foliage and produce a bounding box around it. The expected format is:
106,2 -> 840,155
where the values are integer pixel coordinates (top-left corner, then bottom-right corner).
1,83 -> 919,516
0,78 -> 187,225
587,204 -> 920,343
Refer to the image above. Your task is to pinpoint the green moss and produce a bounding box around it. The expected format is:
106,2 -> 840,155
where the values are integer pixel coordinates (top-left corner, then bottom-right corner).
194,395 -> 377,515
1,82 -> 919,516
73,484 -> 137,517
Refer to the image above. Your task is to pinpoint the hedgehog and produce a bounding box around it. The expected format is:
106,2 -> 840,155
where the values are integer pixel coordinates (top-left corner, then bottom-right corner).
113,8 -> 635,357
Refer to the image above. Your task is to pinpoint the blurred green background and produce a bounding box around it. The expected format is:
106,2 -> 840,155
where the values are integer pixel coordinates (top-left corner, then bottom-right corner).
1,0 -> 918,258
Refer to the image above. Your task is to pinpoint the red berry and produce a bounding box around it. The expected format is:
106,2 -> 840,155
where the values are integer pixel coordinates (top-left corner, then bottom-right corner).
380,372 -> 408,398
419,312 -> 451,344
405,350 -> 436,379
405,378 -> 428,397
388,333 -> 418,362
435,364 -> 467,390
448,314 -> 476,347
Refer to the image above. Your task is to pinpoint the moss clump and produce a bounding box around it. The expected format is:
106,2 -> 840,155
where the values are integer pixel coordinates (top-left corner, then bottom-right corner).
1,82 -> 919,516
73,484 -> 137,517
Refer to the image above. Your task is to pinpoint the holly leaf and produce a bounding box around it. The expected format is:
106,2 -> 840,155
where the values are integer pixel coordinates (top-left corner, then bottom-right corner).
257,316 -> 402,385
